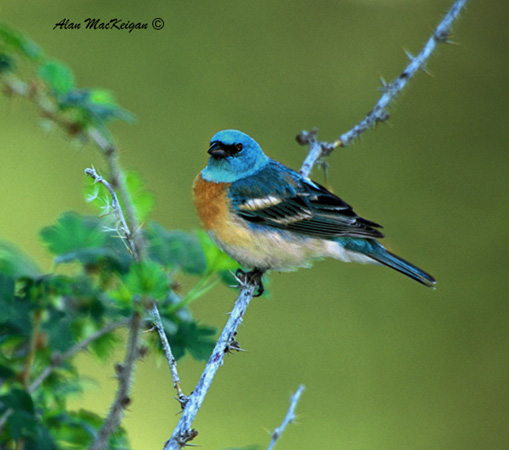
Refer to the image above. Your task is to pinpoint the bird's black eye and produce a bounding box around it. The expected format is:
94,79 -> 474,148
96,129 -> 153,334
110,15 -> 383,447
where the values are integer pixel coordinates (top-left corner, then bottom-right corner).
208,140 -> 243,158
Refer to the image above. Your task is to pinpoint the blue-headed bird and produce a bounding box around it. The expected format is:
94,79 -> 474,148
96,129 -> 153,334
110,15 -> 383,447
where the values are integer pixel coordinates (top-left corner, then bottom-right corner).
193,129 -> 435,296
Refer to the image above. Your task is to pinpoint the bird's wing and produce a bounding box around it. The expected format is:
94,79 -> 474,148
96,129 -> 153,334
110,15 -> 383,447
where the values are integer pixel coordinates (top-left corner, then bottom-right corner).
229,161 -> 384,239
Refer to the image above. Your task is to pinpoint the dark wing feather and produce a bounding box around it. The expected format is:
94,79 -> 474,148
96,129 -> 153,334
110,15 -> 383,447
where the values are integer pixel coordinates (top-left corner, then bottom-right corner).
229,161 -> 384,239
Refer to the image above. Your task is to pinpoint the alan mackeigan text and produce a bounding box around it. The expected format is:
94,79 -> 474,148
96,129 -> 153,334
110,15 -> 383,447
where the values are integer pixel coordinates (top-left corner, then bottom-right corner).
53,18 -> 148,33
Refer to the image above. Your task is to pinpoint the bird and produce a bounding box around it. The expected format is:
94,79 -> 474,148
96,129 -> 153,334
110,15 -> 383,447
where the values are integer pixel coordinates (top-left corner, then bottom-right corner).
193,129 -> 436,296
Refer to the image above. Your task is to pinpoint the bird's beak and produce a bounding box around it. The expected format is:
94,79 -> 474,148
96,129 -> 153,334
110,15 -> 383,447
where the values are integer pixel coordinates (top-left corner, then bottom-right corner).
207,141 -> 227,158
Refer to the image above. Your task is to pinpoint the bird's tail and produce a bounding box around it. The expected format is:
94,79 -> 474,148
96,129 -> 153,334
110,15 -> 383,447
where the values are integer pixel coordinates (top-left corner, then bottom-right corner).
339,238 -> 436,288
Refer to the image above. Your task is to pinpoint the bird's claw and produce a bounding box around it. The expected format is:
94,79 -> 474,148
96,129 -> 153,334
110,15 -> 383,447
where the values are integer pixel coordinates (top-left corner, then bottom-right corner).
235,268 -> 265,297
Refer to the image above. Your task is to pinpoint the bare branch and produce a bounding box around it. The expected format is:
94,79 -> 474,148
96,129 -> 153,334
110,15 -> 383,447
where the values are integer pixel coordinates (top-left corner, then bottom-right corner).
86,128 -> 146,260
1,40 -> 183,444
163,281 -> 257,450
150,304 -> 186,404
85,167 -> 139,261
162,3 -> 470,445
85,168 -> 180,397
298,0 -> 469,177
267,385 -> 305,450
84,169 -> 144,449
84,169 -> 182,446
89,312 -> 143,450
1,70 -> 145,260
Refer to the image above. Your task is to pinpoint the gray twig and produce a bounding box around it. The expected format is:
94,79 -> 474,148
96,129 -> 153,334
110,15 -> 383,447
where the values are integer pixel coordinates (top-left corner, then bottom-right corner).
161,2 -> 470,446
298,0 -> 469,178
163,280 -> 258,449
1,55 -> 183,445
150,304 -> 186,404
85,167 -> 181,397
85,169 -> 183,448
89,312 -> 143,450
85,167 -> 139,261
84,171 -> 144,450
86,128 -> 146,260
267,385 -> 305,450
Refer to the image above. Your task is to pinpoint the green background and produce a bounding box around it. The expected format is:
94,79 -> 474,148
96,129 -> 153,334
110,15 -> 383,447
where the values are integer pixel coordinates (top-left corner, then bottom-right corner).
1,0 -> 508,449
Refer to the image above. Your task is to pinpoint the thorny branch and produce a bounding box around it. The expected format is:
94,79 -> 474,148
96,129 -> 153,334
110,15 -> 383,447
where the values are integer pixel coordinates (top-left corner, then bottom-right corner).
89,312 -> 143,450
150,303 -> 186,403
85,167 -> 145,448
267,385 -> 305,450
84,169 -> 183,449
1,70 -> 181,444
162,1 -> 469,448
163,279 -> 258,450
86,128 -> 146,261
85,167 -> 139,261
298,0 -> 470,178
1,70 -> 144,259
85,167 -> 183,395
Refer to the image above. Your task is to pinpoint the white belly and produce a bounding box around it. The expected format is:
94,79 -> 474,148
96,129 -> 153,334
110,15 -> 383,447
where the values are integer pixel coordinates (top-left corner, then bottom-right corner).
208,228 -> 374,271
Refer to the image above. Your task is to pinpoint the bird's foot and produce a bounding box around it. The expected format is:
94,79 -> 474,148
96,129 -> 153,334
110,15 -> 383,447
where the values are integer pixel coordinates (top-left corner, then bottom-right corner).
235,268 -> 265,297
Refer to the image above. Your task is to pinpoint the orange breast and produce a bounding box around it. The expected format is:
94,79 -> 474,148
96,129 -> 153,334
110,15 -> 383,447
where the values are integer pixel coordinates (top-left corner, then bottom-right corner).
192,174 -> 231,231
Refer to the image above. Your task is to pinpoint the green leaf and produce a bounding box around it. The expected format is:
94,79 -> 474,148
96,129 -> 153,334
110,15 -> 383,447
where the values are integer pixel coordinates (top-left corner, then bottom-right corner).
59,88 -> 136,125
34,275 -> 106,321
89,328 -> 120,360
48,410 -> 131,449
196,229 -> 239,274
0,273 -> 15,299
24,424 -> 57,450
124,260 -> 169,301
1,389 -> 37,439
109,282 -> 135,308
218,270 -> 238,287
42,310 -> 74,353
0,241 -> 41,278
46,410 -> 97,447
170,321 -> 216,361
89,88 -> 116,105
39,212 -> 105,256
146,223 -> 207,275
84,172 -> 153,235
156,289 -> 192,322
89,88 -> 136,123
40,212 -> 105,255
54,247 -> 122,268
0,23 -> 43,60
0,388 -> 34,413
7,409 -> 38,439
40,213 -> 130,271
124,170 -> 155,222
0,362 -> 16,381
0,284 -> 32,335
38,59 -> 76,96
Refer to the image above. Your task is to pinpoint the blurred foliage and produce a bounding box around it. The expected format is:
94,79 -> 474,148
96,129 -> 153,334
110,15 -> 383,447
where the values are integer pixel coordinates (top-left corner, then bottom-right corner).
0,22 -> 133,139
0,23 -> 244,449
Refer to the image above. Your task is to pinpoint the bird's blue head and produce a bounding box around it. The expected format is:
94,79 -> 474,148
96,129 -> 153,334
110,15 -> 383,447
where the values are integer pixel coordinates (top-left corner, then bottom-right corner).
201,130 -> 270,183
